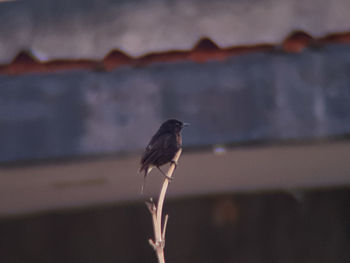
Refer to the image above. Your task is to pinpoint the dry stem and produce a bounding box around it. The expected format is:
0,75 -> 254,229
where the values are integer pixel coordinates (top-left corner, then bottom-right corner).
146,148 -> 182,263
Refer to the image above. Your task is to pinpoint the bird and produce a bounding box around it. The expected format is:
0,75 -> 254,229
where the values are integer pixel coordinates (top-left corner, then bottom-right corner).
139,119 -> 189,193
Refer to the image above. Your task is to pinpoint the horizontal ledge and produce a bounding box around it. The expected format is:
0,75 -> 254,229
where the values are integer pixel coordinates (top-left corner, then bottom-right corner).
0,140 -> 349,217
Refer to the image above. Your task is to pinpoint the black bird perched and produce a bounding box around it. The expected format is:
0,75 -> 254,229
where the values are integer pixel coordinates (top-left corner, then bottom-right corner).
139,119 -> 189,193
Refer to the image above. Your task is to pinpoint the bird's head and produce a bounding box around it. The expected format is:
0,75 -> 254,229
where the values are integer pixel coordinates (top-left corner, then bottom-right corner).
159,119 -> 189,133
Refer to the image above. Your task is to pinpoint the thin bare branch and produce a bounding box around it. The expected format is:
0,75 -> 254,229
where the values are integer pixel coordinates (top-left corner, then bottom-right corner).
146,148 -> 182,263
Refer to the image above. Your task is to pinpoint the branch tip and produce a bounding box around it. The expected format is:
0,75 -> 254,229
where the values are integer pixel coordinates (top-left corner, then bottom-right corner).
148,239 -> 157,250
145,199 -> 156,213
162,214 -> 169,240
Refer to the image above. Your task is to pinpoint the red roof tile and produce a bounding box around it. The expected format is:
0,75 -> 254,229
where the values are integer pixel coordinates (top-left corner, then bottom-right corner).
282,30 -> 315,53
103,50 -> 133,71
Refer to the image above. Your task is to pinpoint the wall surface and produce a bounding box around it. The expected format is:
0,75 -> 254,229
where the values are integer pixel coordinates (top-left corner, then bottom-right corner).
1,141 -> 349,216
0,0 -> 350,62
1,45 -> 350,162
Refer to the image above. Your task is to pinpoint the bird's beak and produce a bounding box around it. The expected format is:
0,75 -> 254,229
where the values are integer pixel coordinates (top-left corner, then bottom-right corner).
182,122 -> 190,127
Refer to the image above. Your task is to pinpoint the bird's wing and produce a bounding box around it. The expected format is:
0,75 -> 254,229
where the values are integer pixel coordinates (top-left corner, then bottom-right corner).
140,132 -> 174,171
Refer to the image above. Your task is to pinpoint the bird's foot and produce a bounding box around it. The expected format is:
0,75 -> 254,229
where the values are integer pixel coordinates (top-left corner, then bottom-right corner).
157,167 -> 173,182
170,160 -> 178,170
164,174 -> 173,182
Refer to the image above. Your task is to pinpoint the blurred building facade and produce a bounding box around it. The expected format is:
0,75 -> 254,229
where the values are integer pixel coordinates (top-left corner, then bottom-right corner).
0,0 -> 350,262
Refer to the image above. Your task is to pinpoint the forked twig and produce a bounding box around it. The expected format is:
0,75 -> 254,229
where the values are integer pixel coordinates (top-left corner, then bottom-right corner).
146,148 -> 182,263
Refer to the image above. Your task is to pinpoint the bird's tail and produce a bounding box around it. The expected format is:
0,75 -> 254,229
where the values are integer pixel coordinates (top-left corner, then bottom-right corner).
141,170 -> 146,194
140,166 -> 152,194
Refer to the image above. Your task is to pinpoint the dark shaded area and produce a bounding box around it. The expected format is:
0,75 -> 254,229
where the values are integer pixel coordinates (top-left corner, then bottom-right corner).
0,188 -> 349,263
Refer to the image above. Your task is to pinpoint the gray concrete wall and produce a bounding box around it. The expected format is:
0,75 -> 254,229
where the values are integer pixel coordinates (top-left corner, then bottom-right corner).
1,45 -> 350,162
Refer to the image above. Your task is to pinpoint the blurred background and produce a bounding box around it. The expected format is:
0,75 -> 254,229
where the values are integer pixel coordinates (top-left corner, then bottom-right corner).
0,0 -> 350,262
